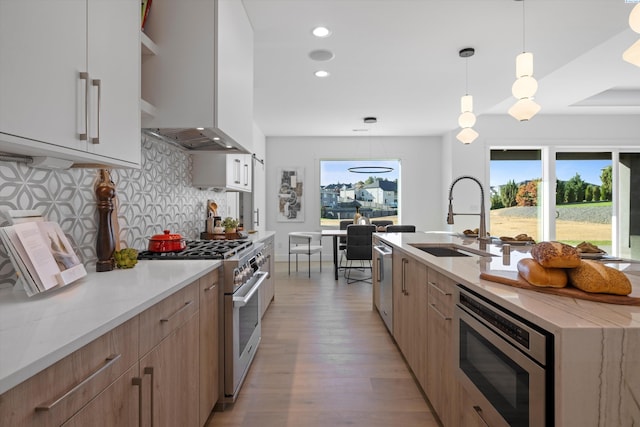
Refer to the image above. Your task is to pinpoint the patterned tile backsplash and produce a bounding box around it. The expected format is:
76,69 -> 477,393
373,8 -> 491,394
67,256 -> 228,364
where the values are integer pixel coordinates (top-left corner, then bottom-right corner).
0,135 -> 227,288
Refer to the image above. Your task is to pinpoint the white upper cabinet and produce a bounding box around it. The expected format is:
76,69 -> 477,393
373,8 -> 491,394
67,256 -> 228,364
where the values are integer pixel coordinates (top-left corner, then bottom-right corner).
85,0 -> 141,164
141,0 -> 254,151
0,0 -> 141,168
192,152 -> 252,192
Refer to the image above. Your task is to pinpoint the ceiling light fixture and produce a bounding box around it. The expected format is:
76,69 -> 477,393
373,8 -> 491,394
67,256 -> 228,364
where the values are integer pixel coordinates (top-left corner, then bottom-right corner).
312,26 -> 331,38
509,0 -> 541,121
314,70 -> 330,78
347,117 -> 393,174
623,3 -> 640,67
456,47 -> 478,145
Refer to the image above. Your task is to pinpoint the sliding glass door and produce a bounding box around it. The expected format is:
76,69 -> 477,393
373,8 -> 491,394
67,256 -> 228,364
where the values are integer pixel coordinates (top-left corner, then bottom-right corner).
553,152 -> 612,252
491,148 -> 640,259
619,153 -> 640,260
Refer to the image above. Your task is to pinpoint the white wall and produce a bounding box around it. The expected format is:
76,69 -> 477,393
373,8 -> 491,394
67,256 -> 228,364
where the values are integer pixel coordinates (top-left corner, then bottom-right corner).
265,136 -> 443,260
251,123 -> 267,232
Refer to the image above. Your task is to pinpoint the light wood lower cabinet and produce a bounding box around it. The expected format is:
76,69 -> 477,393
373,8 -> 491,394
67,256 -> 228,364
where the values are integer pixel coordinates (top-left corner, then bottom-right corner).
426,269 -> 455,427
139,282 -> 200,427
0,317 -> 139,426
456,382 -> 508,427
199,270 -> 220,425
62,364 -> 140,427
0,267 -> 223,427
392,250 -> 428,389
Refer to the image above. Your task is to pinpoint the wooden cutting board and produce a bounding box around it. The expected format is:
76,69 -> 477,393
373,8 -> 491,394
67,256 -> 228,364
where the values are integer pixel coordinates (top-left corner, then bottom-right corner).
480,271 -> 640,306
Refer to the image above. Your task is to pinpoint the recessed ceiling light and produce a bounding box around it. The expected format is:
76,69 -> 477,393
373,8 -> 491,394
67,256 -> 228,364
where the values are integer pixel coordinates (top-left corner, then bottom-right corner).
196,127 -> 204,130
314,70 -> 330,78
213,137 -> 220,141
312,26 -> 331,38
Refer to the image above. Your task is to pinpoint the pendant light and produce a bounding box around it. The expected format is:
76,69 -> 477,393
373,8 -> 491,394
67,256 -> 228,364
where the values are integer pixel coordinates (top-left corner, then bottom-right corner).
456,47 -> 478,145
623,3 -> 640,67
509,0 -> 540,121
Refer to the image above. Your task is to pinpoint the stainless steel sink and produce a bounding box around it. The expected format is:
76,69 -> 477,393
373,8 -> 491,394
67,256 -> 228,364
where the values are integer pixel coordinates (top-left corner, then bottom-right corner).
409,243 -> 496,258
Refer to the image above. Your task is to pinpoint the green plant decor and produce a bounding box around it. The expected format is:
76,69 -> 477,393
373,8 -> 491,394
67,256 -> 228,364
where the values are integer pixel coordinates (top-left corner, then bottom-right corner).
221,217 -> 239,232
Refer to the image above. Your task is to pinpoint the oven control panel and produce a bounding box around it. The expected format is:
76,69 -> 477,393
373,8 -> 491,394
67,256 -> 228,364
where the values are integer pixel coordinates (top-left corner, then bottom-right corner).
234,251 -> 267,286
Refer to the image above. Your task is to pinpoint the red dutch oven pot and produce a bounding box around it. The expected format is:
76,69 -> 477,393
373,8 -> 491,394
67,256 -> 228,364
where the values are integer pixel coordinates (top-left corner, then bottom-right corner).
147,230 -> 186,252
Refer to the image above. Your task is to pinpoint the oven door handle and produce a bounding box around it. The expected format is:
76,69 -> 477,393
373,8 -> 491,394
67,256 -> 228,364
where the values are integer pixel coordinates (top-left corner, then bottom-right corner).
233,271 -> 268,307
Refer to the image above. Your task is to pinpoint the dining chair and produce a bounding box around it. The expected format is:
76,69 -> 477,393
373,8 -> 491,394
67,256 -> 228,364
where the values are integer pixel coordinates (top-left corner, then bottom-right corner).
338,219 -> 352,268
344,224 -> 376,284
385,225 -> 416,232
372,220 -> 393,230
288,232 -> 323,277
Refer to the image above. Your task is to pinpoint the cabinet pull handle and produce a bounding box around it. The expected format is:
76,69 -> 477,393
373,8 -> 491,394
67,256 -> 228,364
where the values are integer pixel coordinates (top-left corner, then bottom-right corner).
472,405 -> 490,427
429,302 -> 451,321
35,353 -> 121,411
234,158 -> 241,184
428,281 -> 452,296
204,283 -> 217,292
79,71 -> 89,141
132,377 -> 143,427
144,367 -> 154,427
376,258 -> 382,282
91,79 -> 101,144
254,208 -> 260,226
160,300 -> 194,323
402,258 -> 408,295
244,164 -> 249,186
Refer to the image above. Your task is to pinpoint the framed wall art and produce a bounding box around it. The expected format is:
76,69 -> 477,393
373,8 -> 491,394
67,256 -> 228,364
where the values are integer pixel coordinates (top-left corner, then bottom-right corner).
277,168 -> 304,222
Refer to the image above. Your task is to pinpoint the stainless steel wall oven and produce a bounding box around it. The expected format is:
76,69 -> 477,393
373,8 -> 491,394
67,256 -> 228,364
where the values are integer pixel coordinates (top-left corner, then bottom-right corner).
454,285 -> 554,427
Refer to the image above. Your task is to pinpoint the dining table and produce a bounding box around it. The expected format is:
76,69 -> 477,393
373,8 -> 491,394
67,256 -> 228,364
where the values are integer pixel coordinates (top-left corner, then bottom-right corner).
321,229 -> 346,280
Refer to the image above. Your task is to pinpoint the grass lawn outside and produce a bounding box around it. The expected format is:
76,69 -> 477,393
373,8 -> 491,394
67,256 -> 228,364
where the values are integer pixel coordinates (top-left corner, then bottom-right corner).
489,204 -> 612,249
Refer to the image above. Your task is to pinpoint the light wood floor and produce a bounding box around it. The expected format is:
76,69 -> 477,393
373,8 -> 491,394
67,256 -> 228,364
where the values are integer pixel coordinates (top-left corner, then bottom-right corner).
206,262 -> 440,427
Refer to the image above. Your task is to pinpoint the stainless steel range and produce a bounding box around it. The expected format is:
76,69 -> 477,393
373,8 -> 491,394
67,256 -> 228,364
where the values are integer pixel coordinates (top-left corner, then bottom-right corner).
138,239 -> 267,404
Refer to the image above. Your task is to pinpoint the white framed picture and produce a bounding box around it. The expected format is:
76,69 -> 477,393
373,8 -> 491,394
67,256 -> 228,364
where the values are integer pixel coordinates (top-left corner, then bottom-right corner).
277,168 -> 304,222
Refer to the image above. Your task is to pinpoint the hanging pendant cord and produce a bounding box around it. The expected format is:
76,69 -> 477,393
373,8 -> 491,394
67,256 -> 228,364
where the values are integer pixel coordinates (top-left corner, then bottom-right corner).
522,0 -> 526,53
465,57 -> 469,95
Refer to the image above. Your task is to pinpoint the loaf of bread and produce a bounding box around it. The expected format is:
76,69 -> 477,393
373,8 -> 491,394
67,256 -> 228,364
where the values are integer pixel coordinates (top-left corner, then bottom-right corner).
567,260 -> 632,295
517,258 -> 568,288
530,241 -> 581,268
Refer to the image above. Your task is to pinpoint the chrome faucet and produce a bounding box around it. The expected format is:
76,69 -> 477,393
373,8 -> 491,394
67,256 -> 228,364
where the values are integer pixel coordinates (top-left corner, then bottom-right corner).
447,175 -> 487,239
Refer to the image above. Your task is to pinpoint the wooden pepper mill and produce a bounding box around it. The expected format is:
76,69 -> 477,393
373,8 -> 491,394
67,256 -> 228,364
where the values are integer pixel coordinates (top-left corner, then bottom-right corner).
95,169 -> 116,272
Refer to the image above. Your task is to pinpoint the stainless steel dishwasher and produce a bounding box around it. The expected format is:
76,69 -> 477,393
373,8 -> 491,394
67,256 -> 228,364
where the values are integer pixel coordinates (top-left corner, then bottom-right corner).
374,241 -> 393,333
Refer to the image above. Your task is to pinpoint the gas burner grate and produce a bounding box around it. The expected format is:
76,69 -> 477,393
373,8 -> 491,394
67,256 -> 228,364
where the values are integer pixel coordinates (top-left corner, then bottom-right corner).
137,239 -> 253,260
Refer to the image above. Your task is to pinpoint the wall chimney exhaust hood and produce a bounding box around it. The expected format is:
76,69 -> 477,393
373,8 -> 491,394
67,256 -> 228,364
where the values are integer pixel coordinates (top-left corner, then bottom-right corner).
143,128 -> 247,153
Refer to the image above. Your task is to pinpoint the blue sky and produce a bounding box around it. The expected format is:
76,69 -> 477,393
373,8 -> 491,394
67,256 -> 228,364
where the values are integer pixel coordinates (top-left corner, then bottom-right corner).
490,159 -> 611,187
320,160 -> 399,186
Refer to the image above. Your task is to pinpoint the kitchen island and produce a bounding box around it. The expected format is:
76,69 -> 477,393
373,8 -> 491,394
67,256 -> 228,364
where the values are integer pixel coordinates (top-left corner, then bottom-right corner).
375,231 -> 640,427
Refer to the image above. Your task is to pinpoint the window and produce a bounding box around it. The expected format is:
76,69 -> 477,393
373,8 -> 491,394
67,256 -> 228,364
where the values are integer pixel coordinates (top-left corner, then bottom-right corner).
490,150 -> 542,241
554,152 -> 612,251
320,159 -> 400,227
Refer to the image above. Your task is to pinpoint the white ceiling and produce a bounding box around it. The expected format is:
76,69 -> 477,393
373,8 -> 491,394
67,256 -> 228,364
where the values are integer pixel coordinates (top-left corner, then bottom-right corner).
242,0 -> 640,138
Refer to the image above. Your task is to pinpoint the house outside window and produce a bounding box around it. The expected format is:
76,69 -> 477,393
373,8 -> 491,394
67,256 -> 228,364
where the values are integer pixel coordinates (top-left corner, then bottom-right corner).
320,160 -> 400,226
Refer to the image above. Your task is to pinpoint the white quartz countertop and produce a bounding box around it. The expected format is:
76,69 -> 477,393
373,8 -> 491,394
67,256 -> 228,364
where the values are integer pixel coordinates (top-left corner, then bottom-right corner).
0,259 -> 220,395
377,232 -> 640,333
